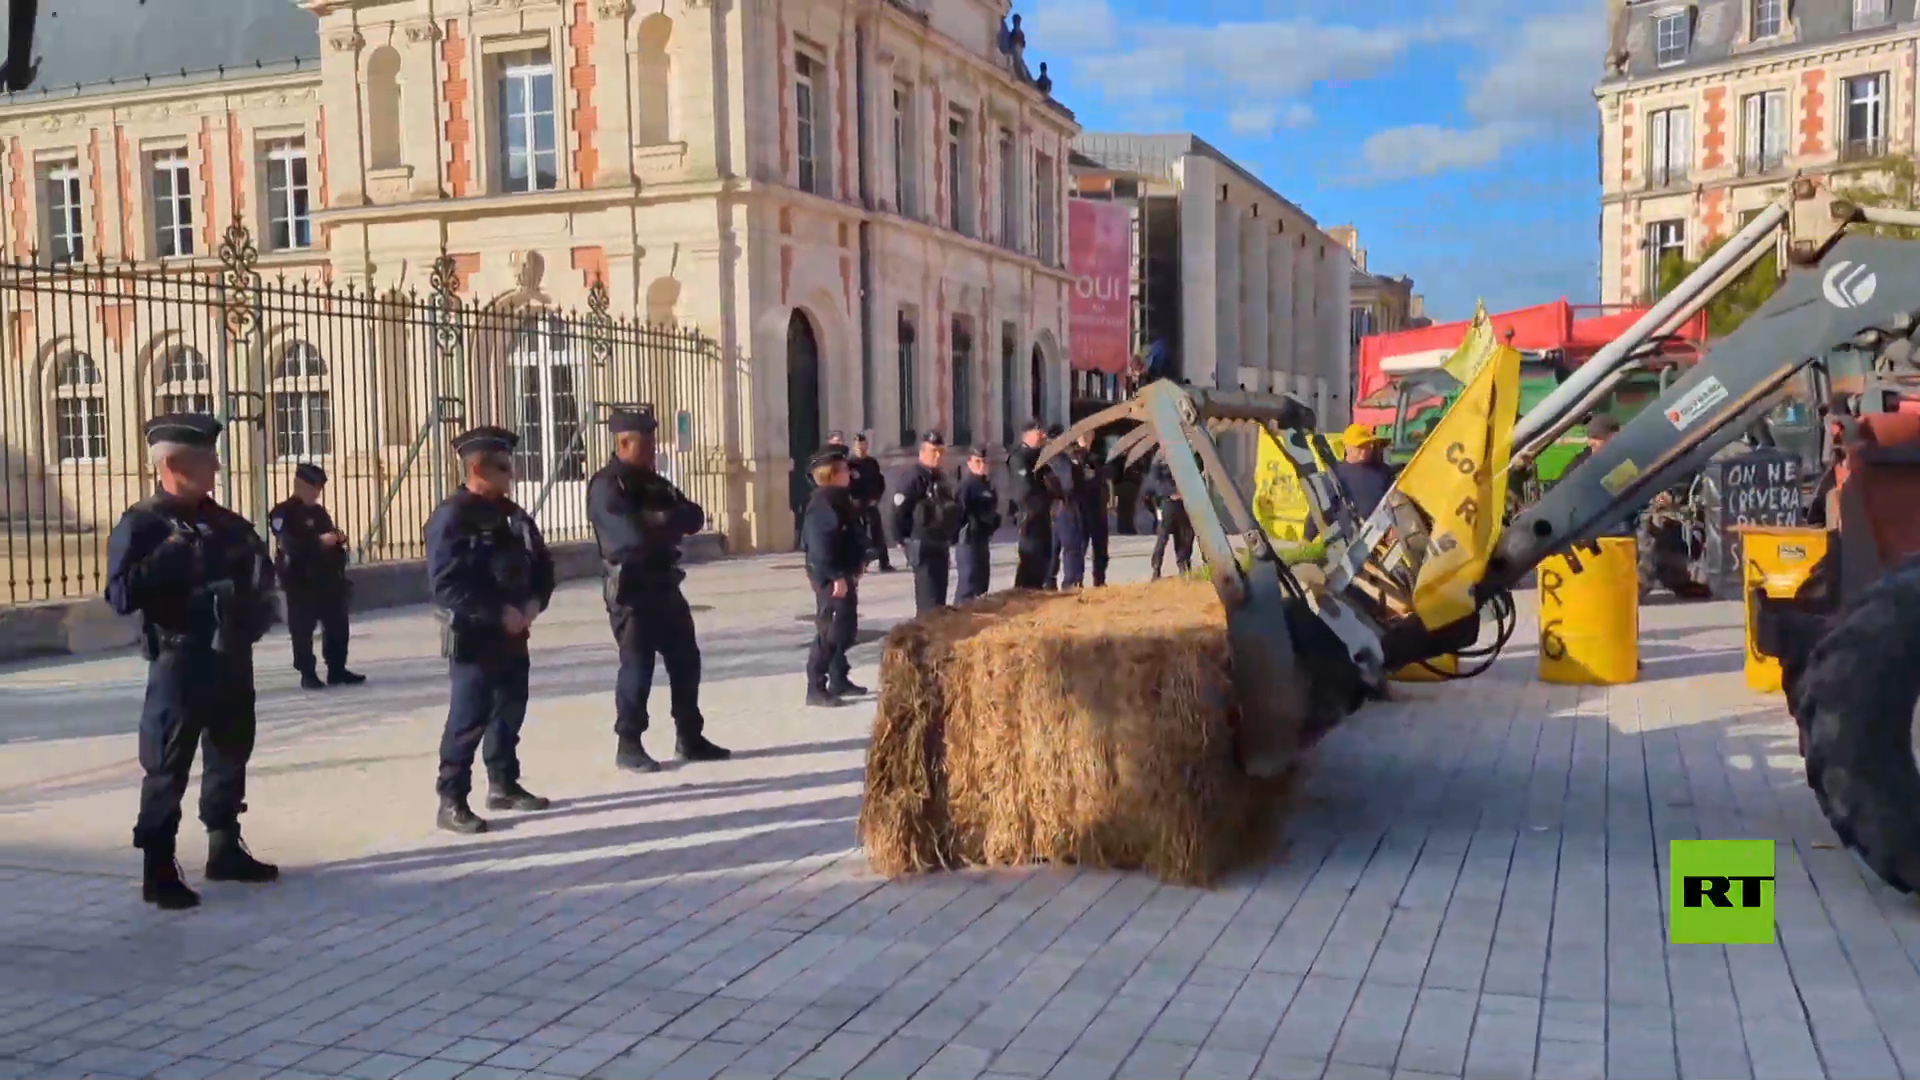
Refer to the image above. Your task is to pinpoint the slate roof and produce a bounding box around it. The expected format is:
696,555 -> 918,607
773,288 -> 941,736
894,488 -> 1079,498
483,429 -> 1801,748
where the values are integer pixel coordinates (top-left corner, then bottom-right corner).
1607,0 -> 1916,82
4,0 -> 318,99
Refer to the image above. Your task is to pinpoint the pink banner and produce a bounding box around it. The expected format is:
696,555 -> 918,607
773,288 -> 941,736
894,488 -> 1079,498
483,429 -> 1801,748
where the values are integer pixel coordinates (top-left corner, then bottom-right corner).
1068,198 -> 1132,374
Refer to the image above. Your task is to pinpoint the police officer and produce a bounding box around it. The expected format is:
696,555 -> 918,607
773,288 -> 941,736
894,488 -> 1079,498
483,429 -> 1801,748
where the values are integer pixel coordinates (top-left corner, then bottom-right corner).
1142,456 -> 1193,579
1050,432 -> 1092,589
425,426 -> 557,834
1080,434 -> 1112,587
268,463 -> 365,690
1044,423 -> 1068,588
1005,420 -> 1055,589
954,446 -> 1001,602
847,432 -> 892,572
105,414 -> 280,910
588,409 -> 732,773
891,431 -> 962,614
801,445 -> 865,706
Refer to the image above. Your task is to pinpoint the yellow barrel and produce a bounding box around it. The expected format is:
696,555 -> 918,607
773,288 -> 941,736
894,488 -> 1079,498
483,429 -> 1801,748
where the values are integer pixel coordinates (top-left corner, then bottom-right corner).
1391,655 -> 1459,682
1537,537 -> 1639,685
1738,525 -> 1829,693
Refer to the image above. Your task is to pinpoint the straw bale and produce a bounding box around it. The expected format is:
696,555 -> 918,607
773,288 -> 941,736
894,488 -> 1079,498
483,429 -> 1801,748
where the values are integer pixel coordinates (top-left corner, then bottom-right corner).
859,578 -> 1293,887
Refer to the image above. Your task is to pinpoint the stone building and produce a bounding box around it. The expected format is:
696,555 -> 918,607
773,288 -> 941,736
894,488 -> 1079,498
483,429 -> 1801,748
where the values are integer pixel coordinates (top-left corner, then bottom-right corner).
1595,0 -> 1917,304
1067,133 -> 1353,426
1326,224 -> 1422,398
0,0 -> 1077,576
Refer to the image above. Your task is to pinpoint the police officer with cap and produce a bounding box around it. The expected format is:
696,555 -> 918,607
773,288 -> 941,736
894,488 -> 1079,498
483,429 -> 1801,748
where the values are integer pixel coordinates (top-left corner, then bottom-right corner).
1044,423 -> 1068,588
424,425 -> 557,834
1005,420 -> 1056,589
268,463 -> 364,690
891,430 -> 962,614
846,432 -> 892,572
800,443 -> 865,705
954,446 -> 1001,602
105,413 -> 281,910
588,408 -> 732,772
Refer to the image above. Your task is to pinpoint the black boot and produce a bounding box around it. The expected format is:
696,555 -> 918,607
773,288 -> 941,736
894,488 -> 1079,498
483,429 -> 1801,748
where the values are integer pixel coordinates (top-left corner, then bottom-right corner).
142,848 -> 200,910
486,781 -> 550,812
676,733 -> 732,762
806,688 -> 848,708
205,828 -> 279,884
826,677 -> 869,697
436,796 -> 488,834
616,737 -> 661,773
327,668 -> 366,686
298,669 -> 325,691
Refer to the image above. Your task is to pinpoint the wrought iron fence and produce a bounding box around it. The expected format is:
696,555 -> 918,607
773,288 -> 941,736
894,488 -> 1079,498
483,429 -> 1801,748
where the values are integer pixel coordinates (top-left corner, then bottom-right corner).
0,222 -> 726,606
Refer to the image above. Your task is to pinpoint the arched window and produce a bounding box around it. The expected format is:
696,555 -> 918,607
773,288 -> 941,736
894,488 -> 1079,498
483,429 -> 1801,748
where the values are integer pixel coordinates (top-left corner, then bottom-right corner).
155,343 -> 213,415
52,350 -> 106,462
950,315 -> 974,446
271,340 -> 331,459
366,47 -> 403,170
635,15 -> 673,146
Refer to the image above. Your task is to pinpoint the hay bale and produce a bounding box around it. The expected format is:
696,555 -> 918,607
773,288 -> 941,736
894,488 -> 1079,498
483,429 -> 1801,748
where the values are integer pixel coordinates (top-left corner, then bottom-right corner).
859,578 -> 1293,887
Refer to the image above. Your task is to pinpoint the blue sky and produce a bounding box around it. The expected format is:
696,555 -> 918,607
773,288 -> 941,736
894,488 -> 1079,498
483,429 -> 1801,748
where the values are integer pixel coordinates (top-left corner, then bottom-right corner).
1023,0 -> 1606,322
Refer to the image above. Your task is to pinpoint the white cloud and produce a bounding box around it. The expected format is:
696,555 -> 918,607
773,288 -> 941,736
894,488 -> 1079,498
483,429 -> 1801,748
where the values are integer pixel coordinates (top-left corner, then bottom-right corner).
1226,102 -> 1316,137
1360,123 -> 1523,180
1021,0 -> 1118,56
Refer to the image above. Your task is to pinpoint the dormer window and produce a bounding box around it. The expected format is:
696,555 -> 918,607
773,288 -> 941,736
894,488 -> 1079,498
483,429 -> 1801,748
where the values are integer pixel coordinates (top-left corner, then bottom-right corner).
1655,10 -> 1692,66
1752,0 -> 1783,39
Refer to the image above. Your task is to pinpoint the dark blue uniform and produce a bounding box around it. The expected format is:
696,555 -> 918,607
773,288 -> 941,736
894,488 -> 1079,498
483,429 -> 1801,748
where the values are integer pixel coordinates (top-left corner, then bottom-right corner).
892,440 -> 962,614
1142,461 -> 1193,579
802,456 -> 865,704
425,427 -> 556,832
589,408 -> 730,772
268,463 -> 361,689
1050,451 -> 1091,589
1006,435 -> 1055,589
1083,451 -> 1111,587
847,443 -> 892,570
106,413 -> 280,909
954,459 -> 1001,602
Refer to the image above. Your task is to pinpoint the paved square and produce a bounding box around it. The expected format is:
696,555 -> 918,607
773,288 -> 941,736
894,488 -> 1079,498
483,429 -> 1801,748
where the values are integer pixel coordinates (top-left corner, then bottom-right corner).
4,535 -> 1919,1079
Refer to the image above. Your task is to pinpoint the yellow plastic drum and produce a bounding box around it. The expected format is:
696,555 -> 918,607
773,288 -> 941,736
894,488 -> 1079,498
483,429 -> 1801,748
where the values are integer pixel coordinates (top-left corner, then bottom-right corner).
1391,655 -> 1459,682
1738,525 -> 1829,693
1537,537 -> 1640,685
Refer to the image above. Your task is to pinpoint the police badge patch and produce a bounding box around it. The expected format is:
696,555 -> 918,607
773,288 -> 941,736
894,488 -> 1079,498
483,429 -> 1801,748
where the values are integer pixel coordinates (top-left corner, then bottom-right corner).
271,516 -> 285,534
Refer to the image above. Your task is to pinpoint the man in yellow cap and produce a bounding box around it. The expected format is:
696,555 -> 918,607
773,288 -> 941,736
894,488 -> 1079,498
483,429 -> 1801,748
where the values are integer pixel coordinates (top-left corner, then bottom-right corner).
1307,423 -> 1396,541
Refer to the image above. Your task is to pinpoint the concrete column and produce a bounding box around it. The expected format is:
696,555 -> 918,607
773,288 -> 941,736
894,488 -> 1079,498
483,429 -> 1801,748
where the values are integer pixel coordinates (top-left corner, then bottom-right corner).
1215,200 -> 1241,389
1266,229 -> 1292,383
1320,244 -> 1352,426
1240,214 -> 1267,390
1292,239 -> 1316,392
1176,155 -> 1217,387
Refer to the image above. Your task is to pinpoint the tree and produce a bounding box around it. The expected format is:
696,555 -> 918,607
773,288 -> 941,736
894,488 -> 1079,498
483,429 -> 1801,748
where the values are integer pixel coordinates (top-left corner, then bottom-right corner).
1650,232 -> 1782,339
1831,154 -> 1920,240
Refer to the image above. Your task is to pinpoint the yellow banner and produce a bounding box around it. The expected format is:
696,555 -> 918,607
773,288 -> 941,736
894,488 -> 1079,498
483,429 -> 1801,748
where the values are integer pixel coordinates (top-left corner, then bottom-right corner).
1253,432 -> 1345,543
1397,336 -> 1523,629
1440,301 -> 1496,386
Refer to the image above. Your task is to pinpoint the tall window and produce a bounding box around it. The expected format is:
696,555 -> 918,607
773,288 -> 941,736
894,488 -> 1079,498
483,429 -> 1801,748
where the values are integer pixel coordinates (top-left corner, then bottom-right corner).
1648,106 -> 1691,188
40,159 -> 83,263
1855,0 -> 1890,29
1034,151 -> 1057,265
892,83 -> 917,216
1655,11 -> 1691,67
156,343 -> 213,415
52,350 -> 105,462
897,310 -> 918,445
150,151 -> 194,258
999,322 -> 1018,445
795,52 -> 830,196
1646,220 -> 1687,298
497,51 -> 558,193
951,318 -> 974,446
1752,0 -> 1783,38
264,139 -> 312,250
1740,90 -> 1787,174
947,108 -> 970,235
998,129 -> 1017,249
271,340 -> 331,459
1843,73 -> 1887,160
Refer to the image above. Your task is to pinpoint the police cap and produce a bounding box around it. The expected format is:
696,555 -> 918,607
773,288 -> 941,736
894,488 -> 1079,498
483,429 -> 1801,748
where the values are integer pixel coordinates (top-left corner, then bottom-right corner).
608,408 -> 657,435
920,430 -> 945,447
452,425 -> 519,457
1022,418 -> 1045,434
852,430 -> 869,444
294,463 -> 328,486
1045,423 -> 1065,439
809,445 -> 850,471
827,430 -> 846,444
969,445 -> 990,460
145,413 -> 222,448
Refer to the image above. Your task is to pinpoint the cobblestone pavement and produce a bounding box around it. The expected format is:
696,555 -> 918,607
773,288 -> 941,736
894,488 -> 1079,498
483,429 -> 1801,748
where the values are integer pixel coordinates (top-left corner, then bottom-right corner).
2,535 -> 1918,1079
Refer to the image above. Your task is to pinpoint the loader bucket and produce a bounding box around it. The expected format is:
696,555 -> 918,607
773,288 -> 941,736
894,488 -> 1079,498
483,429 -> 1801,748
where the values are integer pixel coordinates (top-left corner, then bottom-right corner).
1038,383 -> 1350,777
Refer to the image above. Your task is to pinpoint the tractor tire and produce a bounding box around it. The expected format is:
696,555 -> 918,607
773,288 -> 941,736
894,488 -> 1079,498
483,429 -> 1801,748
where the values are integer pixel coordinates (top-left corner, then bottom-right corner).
1795,557 -> 1920,893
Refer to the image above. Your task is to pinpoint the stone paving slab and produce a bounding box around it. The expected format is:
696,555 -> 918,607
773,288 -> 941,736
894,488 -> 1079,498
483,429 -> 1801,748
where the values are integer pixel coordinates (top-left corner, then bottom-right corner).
2,536 -> 1919,1078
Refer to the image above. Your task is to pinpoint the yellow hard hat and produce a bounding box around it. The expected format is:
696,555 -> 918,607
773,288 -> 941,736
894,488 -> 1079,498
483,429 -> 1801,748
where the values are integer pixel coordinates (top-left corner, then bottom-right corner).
1341,423 -> 1385,446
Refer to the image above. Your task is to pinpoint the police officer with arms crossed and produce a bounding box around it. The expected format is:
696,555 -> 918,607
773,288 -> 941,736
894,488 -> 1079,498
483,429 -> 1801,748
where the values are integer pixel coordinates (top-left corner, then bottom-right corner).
846,432 -> 892,571
425,426 -> 557,834
269,463 -> 366,690
954,446 -> 1001,602
892,431 -> 963,614
588,409 -> 732,772
1005,420 -> 1055,589
801,444 -> 866,706
106,414 -> 281,910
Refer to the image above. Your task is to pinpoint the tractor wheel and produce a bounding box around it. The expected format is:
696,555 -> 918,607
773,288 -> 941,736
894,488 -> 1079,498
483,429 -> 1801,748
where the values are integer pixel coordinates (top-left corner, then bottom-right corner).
1795,558 -> 1920,893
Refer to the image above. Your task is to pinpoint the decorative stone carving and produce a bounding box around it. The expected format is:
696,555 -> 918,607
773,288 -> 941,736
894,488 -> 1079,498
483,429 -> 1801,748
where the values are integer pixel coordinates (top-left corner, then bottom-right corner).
403,22 -> 443,43
327,30 -> 365,52
683,0 -> 716,10
595,0 -> 635,16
